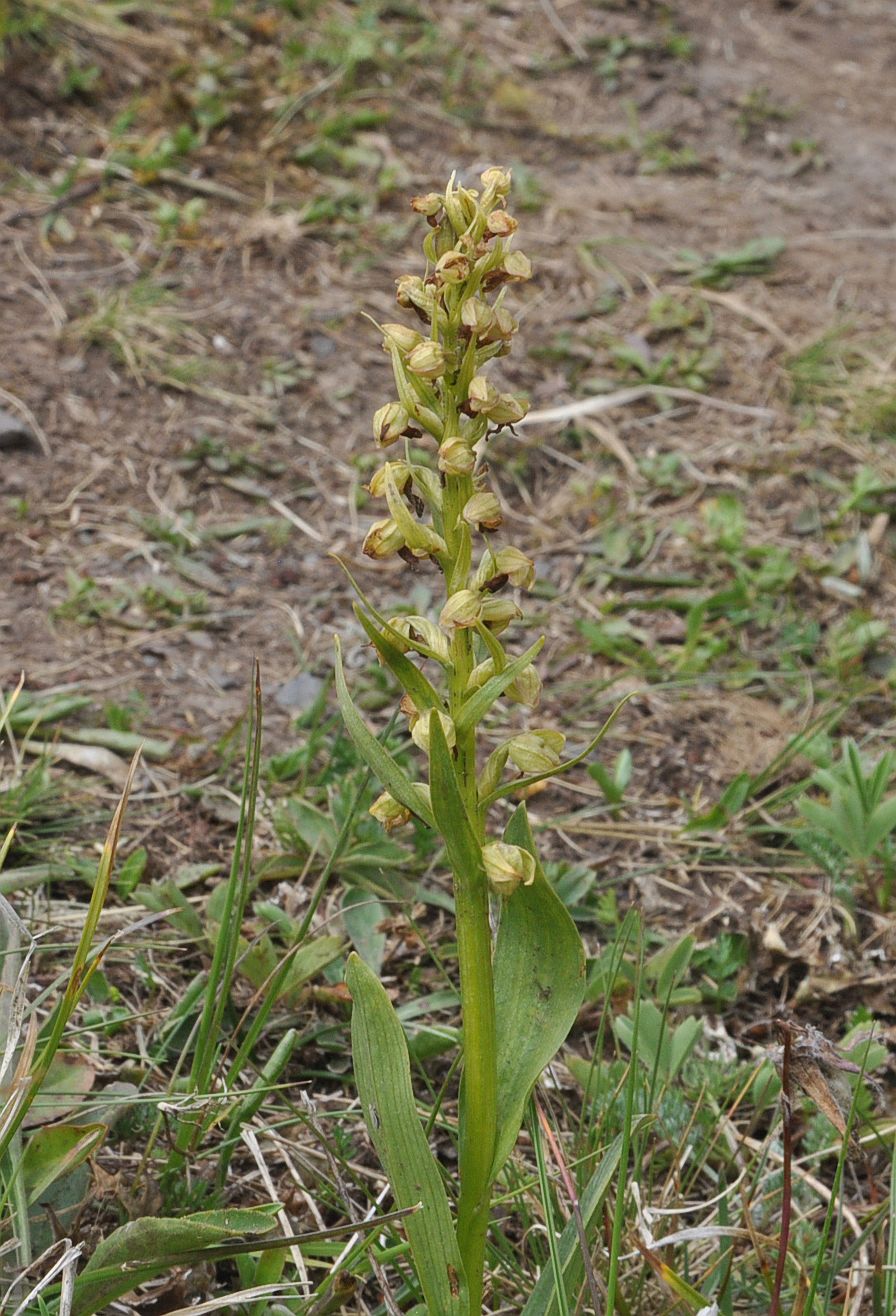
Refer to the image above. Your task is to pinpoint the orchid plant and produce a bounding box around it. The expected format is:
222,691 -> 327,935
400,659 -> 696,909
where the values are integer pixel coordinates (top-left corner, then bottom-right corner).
335,169 -> 612,1314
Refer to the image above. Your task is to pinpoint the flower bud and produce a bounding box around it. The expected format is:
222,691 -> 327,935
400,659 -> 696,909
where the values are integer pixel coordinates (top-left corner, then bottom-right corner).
434,250 -> 471,285
440,589 -> 482,629
369,792 -> 413,832
474,546 -> 536,591
395,273 -> 435,322
488,393 -> 529,426
480,596 -> 522,633
410,192 -> 443,217
466,374 -> 498,415
460,298 -> 495,340
362,517 -> 404,559
483,307 -> 517,343
467,658 -> 495,690
482,840 -> 535,897
438,435 -> 476,476
507,664 -> 542,707
485,209 -> 518,238
506,730 -> 565,774
368,460 -> 409,497
463,491 -> 502,531
480,166 -> 512,198
407,340 -> 447,380
389,615 -> 451,663
372,402 -> 412,449
410,708 -> 456,754
381,323 -> 423,355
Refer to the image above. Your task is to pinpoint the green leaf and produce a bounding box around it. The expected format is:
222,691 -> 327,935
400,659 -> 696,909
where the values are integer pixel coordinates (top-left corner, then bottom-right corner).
334,635 -> 435,828
22,1122 -> 106,1204
427,713 -> 483,888
489,804 -> 586,1182
520,1132 -> 630,1315
71,1204 -> 282,1316
454,637 -> 544,733
345,953 -> 468,1315
342,887 -> 388,973
354,606 -> 443,714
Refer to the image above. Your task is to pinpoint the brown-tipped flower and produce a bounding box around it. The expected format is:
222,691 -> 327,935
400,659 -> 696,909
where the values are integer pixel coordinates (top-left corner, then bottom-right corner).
395,273 -> 435,322
480,596 -> 522,633
434,250 -> 471,286
407,340 -> 447,381
362,516 -> 405,560
485,209 -> 518,238
483,250 -> 532,289
474,546 -> 536,591
440,589 -> 482,630
438,435 -> 476,477
369,791 -> 413,832
382,323 -> 423,355
482,840 -> 536,897
372,402 -> 412,449
507,729 -> 565,774
411,708 -> 456,754
410,192 -> 443,217
463,491 -> 502,531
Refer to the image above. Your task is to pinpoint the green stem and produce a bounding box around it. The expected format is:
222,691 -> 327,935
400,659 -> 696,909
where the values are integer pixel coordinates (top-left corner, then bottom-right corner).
444,471 -> 498,1313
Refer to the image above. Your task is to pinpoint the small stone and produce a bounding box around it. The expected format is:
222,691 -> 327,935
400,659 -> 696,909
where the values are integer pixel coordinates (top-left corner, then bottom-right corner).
0,407 -> 38,452
274,671 -> 325,711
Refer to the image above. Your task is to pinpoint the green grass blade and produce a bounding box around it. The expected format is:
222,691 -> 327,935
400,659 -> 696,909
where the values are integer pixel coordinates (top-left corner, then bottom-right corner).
489,804 -> 585,1182
345,953 -> 469,1315
520,1133 -> 626,1315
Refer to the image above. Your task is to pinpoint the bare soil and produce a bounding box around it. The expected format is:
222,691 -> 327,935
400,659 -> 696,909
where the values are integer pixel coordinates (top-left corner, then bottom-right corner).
3,0 -> 896,997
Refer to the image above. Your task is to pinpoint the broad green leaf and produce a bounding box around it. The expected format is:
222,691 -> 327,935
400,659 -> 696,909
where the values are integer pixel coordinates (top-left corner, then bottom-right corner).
238,933 -> 344,1005
23,1051 -> 96,1128
490,805 -> 585,1182
342,887 -> 388,973
454,637 -> 544,733
520,1132 -> 628,1315
346,953 -> 468,1315
354,606 -> 443,714
334,636 -> 435,828
72,1203 -> 282,1316
22,1121 -> 106,1204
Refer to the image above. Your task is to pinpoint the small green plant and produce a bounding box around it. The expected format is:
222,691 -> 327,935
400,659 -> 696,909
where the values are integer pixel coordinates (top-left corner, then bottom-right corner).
333,170 -> 619,1313
796,738 -> 896,908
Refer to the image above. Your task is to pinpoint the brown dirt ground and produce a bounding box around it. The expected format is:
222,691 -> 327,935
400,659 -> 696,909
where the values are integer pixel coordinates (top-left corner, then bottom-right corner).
2,0 -> 896,1005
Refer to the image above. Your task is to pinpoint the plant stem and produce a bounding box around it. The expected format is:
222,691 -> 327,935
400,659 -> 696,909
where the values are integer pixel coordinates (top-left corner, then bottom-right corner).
444,471 -> 498,1312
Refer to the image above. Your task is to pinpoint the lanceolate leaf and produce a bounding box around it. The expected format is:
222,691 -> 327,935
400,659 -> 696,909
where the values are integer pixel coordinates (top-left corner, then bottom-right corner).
334,636 -> 435,828
354,606 -> 443,714
490,804 -> 585,1183
71,1204 -> 282,1316
346,954 -> 469,1315
427,714 -> 484,888
454,637 -> 544,734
